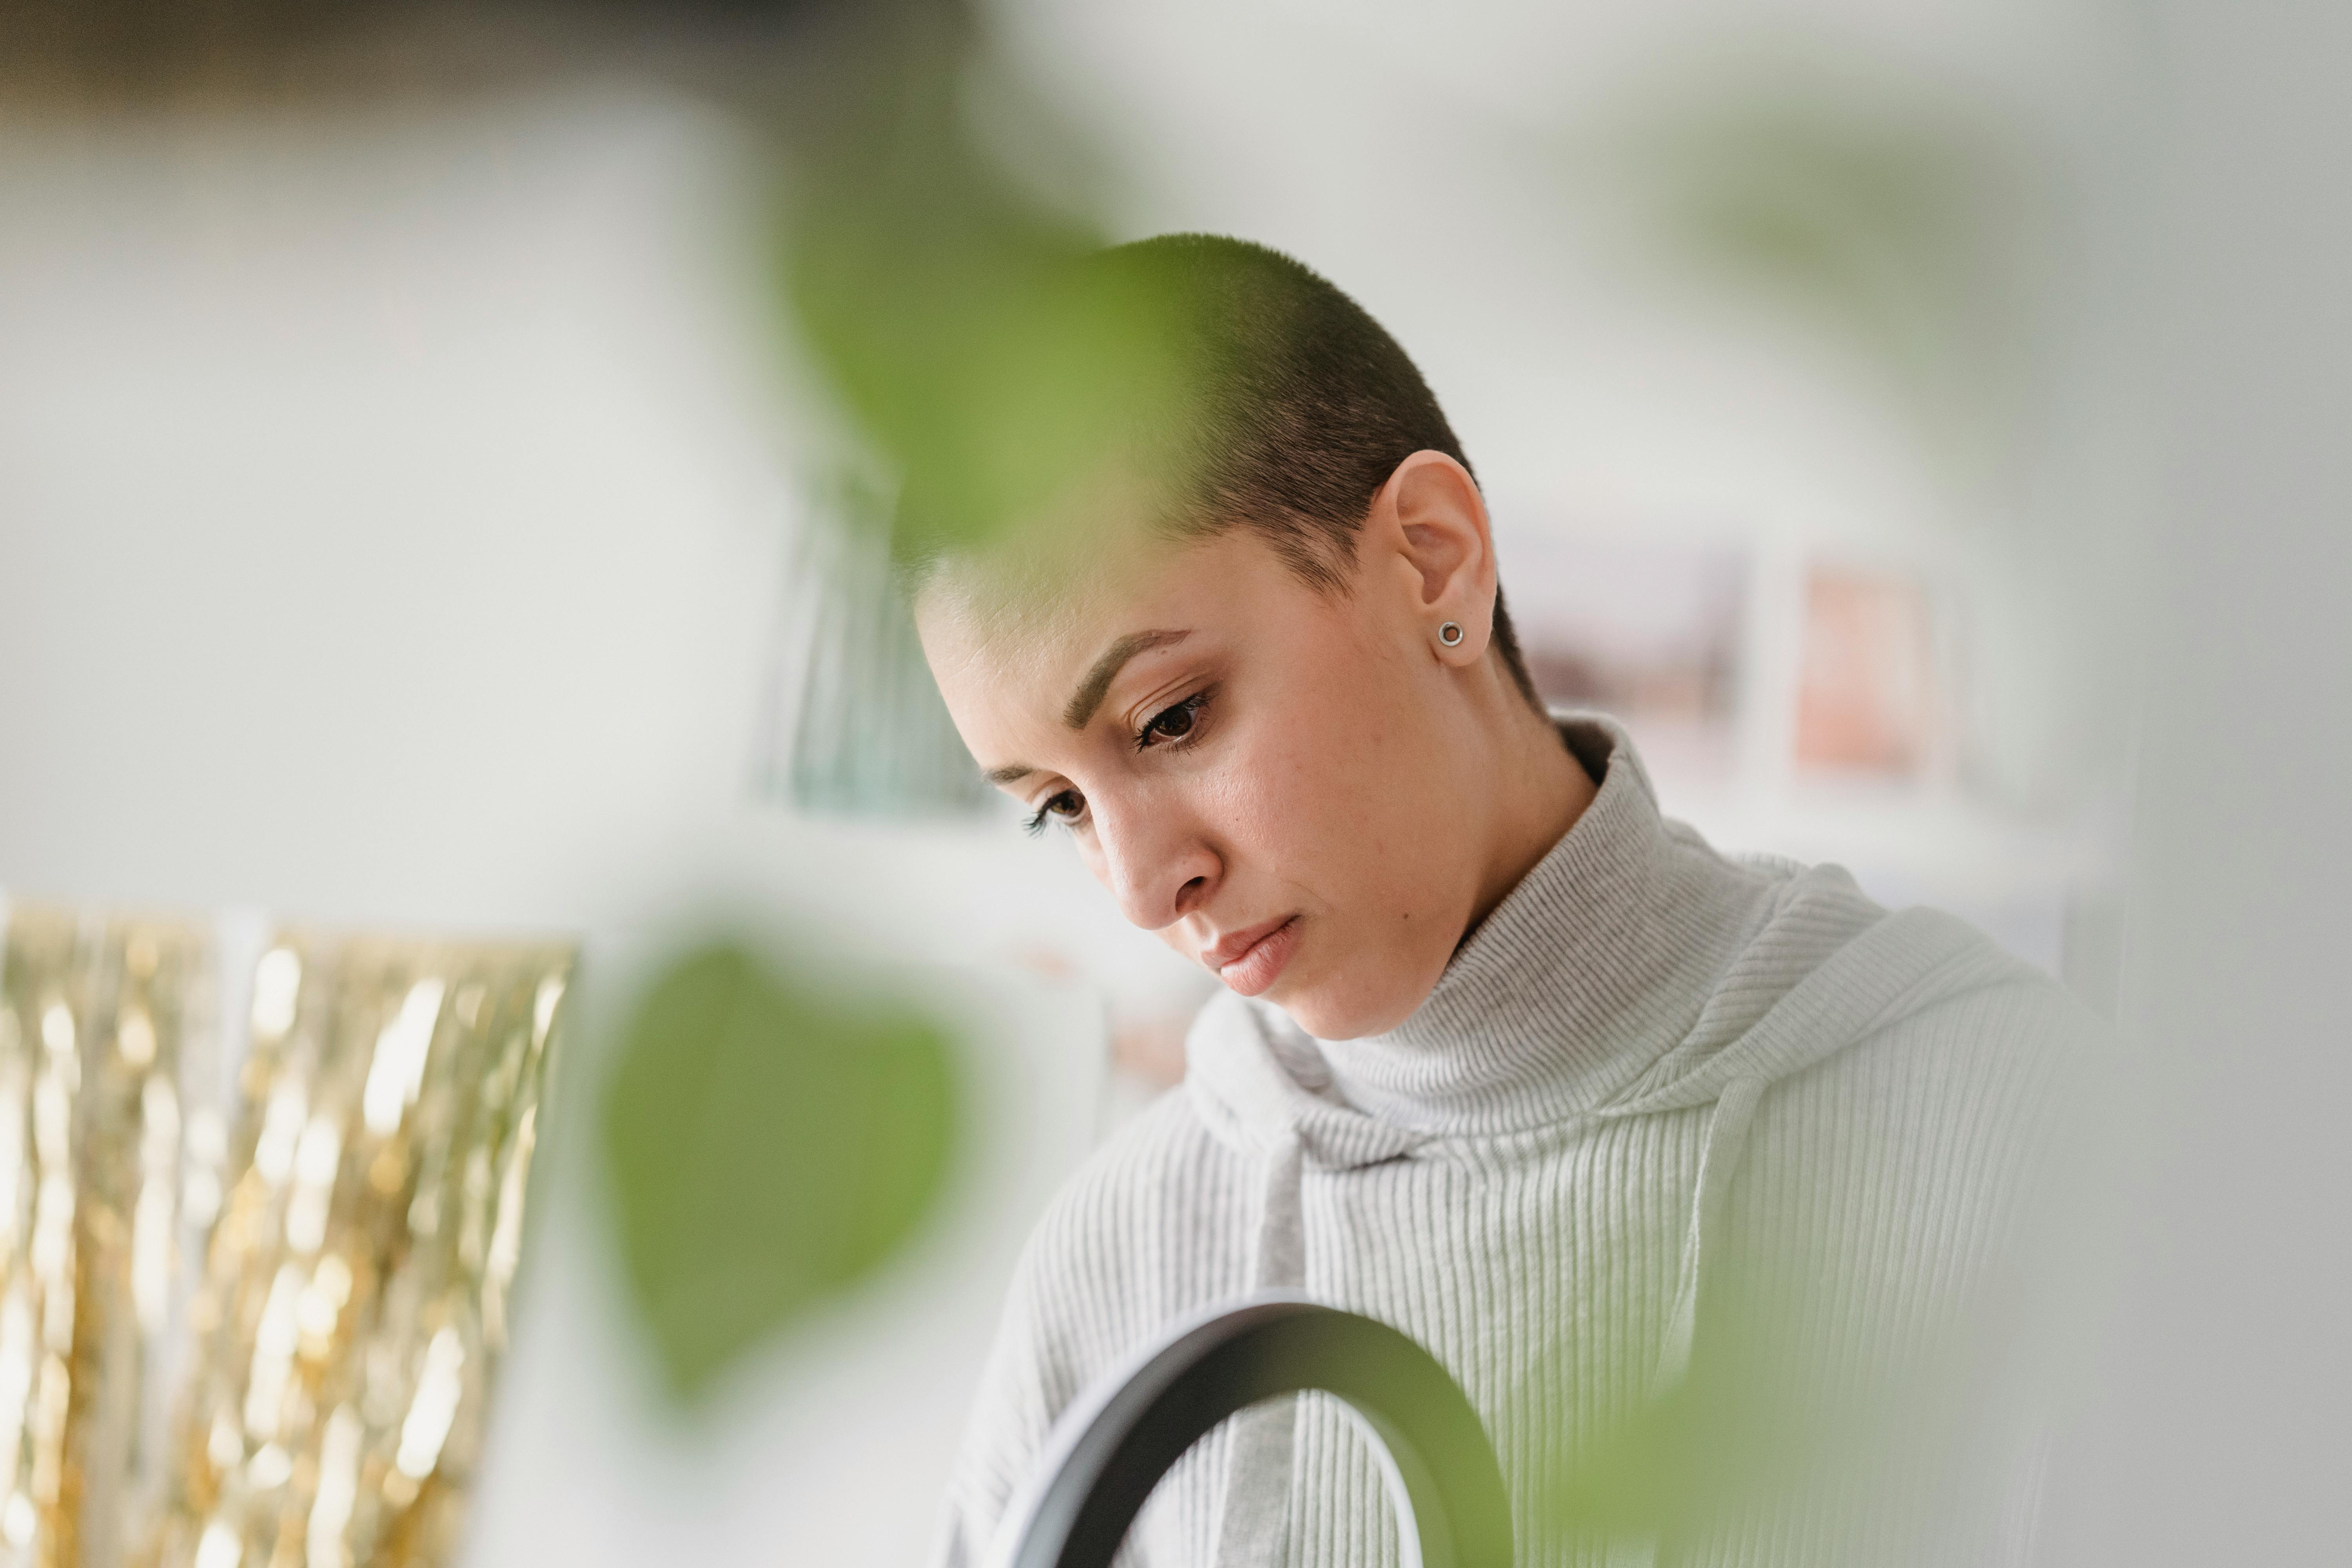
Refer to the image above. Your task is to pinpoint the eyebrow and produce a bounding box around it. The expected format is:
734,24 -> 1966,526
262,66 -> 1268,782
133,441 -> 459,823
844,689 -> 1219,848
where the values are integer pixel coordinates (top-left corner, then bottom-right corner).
976,628 -> 1194,789
1062,629 -> 1191,730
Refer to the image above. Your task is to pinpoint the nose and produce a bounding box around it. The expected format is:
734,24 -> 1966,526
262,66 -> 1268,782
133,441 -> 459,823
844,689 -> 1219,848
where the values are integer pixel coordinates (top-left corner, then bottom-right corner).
1092,795 -> 1220,932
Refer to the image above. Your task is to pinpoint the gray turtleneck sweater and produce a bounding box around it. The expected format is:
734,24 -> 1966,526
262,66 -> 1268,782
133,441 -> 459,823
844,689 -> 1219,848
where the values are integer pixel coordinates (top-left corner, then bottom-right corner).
933,719 -> 2100,1568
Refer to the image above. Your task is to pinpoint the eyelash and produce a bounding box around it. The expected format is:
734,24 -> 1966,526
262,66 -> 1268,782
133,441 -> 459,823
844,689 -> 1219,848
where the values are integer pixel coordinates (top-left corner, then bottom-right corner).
1134,688 -> 1213,753
1022,688 -> 1216,837
1024,793 -> 1080,837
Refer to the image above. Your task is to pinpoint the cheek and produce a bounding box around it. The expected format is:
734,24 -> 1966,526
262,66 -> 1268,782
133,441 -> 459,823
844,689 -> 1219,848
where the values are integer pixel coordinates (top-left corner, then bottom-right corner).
1221,661 -> 1472,977
1210,690 -> 1421,896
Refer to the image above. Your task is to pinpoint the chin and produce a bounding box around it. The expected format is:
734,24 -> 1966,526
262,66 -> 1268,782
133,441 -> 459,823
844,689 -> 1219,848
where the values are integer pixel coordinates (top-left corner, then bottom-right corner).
1270,973 -> 1425,1044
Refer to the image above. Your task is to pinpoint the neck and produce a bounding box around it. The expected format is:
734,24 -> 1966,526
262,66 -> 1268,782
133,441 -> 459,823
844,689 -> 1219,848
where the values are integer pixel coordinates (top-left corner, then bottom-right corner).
1465,701 -> 1595,939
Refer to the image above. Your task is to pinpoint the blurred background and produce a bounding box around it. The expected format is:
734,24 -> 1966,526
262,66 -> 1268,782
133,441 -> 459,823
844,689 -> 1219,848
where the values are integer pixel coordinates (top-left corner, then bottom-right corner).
0,0 -> 2343,1563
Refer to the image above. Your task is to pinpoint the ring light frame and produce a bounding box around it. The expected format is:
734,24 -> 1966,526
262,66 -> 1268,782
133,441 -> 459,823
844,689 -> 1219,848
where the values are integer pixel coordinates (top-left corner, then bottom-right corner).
989,1294 -> 1514,1568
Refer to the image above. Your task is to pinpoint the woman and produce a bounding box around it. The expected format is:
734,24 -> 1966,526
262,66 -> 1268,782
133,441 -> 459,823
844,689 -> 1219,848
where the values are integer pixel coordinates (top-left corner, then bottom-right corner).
911,236 -> 2092,1566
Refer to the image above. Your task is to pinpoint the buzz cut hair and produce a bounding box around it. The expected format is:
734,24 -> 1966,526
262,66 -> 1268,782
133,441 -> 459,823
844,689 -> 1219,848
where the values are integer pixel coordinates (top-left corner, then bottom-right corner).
903,232 -> 1543,710
1101,234 -> 1540,708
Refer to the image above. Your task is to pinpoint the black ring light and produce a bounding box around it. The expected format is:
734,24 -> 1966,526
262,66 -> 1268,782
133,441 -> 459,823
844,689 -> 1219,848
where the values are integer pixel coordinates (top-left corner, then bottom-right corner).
992,1295 -> 1514,1568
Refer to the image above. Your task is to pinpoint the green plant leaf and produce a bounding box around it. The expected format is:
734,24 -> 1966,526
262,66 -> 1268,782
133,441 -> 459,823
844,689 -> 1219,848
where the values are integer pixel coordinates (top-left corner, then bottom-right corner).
601,938 -> 959,1403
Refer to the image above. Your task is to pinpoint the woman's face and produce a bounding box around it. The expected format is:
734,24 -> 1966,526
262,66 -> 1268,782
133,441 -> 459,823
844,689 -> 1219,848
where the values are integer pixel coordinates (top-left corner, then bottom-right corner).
916,512 -> 1504,1041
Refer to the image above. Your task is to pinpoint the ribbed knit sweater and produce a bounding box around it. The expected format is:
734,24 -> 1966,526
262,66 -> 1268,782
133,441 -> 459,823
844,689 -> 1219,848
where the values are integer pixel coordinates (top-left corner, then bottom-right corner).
934,718 -> 2097,1568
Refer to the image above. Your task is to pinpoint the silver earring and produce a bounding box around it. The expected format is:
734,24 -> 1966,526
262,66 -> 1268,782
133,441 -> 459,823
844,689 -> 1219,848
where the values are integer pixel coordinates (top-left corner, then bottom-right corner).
1438,621 -> 1465,647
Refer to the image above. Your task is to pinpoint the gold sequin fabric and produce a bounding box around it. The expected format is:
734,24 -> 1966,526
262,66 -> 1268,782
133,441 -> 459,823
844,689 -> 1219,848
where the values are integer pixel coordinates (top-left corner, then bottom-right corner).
0,902 -> 568,1568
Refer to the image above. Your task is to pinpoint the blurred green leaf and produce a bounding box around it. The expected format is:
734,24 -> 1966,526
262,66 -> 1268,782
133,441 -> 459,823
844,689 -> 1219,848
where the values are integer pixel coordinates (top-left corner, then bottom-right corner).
601,938 -> 958,1403
757,6 -> 1189,812
1524,1267 -> 1982,1560
1593,58 -> 2047,478
1534,1336 -> 1810,1550
771,10 -> 1190,561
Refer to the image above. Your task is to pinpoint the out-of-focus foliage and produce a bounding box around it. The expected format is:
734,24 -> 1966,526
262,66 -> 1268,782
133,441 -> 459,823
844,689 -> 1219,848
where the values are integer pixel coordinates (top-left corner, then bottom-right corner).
757,1 -> 1192,807
600,938 -> 959,1404
1595,60 -> 2047,474
770,4 -> 1187,563
1524,1264 -> 1990,1562
1532,1323 -> 1829,1553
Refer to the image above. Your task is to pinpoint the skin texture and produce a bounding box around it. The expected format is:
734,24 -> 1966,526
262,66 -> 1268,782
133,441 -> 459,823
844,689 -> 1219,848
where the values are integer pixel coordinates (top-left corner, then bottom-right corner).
916,451 -> 1597,1041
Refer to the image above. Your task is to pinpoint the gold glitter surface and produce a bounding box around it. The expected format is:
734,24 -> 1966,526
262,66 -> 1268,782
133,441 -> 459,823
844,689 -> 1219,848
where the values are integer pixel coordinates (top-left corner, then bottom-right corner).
0,906 -> 569,1568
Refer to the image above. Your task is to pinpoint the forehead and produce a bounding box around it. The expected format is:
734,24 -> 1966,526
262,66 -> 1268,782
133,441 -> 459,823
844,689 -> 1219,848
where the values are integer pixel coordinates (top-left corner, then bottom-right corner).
913,522 -> 1198,697
913,522 -> 1314,751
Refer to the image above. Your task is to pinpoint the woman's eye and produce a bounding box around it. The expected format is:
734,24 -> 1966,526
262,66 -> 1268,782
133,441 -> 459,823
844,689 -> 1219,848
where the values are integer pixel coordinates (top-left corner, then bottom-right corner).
1137,691 -> 1209,750
1024,789 -> 1085,837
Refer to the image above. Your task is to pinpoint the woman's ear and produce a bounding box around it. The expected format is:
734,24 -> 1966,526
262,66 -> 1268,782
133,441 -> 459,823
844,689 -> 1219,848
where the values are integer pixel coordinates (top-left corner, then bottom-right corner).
1368,450 -> 1496,667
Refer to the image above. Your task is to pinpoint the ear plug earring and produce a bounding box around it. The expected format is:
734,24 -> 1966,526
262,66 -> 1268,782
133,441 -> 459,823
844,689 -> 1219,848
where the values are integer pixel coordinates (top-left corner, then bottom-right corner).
1438,621 -> 1465,647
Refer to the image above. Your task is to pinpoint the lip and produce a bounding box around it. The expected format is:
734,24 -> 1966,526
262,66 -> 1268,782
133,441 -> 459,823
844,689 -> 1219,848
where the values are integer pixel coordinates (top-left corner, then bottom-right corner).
1205,915 -> 1303,998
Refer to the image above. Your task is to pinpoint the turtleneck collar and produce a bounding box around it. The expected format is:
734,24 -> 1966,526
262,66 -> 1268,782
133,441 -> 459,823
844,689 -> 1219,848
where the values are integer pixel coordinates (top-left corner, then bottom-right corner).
1300,715 -> 1778,1138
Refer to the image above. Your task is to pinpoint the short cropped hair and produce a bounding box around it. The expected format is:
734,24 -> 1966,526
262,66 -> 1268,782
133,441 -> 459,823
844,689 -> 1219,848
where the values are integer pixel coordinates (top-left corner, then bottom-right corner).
907,233 -> 1543,709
